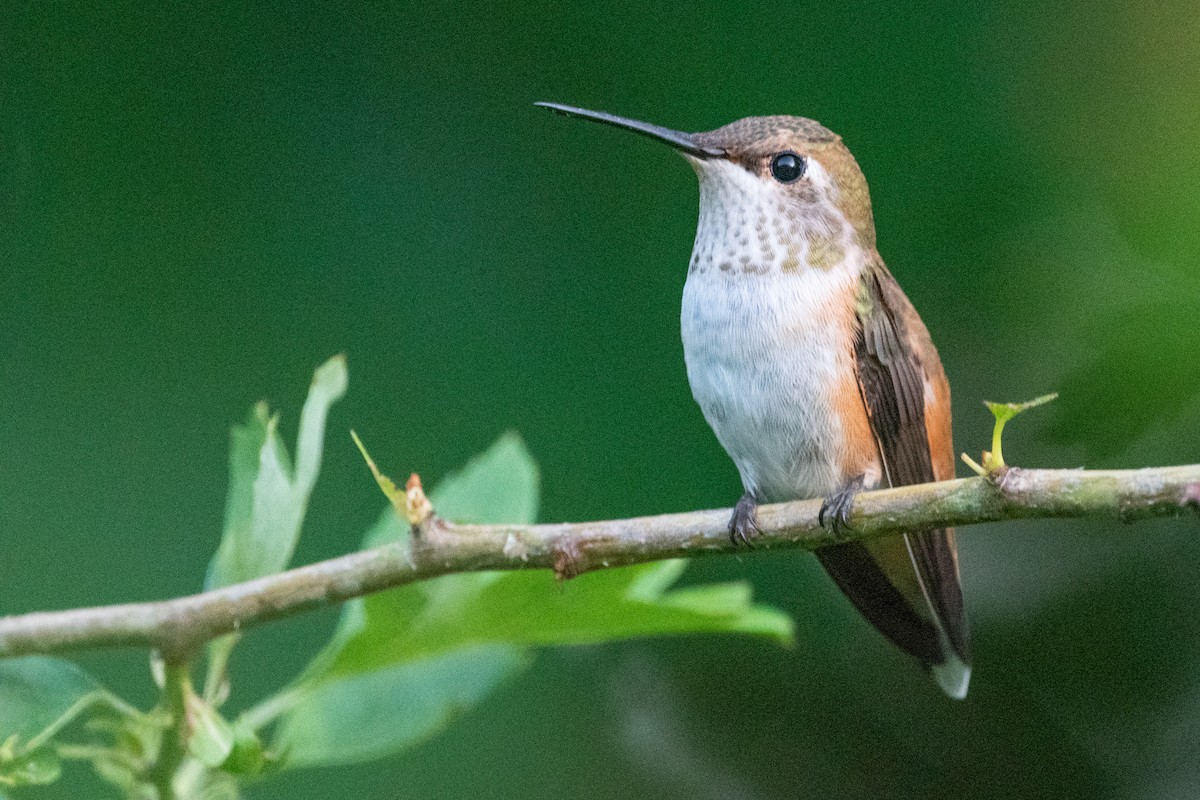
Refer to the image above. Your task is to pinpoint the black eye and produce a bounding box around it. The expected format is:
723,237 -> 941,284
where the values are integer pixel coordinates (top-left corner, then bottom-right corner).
770,152 -> 806,183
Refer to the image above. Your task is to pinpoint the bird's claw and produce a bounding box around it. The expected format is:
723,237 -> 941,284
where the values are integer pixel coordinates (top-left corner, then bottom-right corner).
819,476 -> 865,533
729,492 -> 760,547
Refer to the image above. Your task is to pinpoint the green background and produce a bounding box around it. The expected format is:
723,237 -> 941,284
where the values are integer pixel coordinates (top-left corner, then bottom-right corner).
3,1 -> 1199,797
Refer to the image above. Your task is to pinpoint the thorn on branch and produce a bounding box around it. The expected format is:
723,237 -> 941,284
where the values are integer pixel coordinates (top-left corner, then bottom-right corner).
351,432 -> 437,537
404,473 -> 434,531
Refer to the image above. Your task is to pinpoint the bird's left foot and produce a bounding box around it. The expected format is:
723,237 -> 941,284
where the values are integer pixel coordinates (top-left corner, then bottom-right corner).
729,492 -> 760,546
819,475 -> 865,533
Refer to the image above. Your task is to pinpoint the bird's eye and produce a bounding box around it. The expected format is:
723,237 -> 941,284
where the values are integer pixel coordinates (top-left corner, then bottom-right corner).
769,152 -> 806,183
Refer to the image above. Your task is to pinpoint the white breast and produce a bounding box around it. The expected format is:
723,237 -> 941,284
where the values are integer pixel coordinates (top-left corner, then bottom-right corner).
681,265 -> 862,503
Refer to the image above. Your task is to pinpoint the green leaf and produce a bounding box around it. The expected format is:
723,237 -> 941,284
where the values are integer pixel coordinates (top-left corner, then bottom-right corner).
196,776 -> 240,800
327,561 -> 792,676
205,355 -> 348,590
221,719 -> 269,776
263,432 -> 790,768
427,431 -> 540,525
0,657 -> 110,788
274,645 -> 528,767
186,695 -> 234,768
307,430 -> 541,674
0,747 -> 60,787
982,393 -> 1058,470
0,657 -> 106,752
203,356 -> 347,693
983,393 -> 1059,425
263,434 -> 540,766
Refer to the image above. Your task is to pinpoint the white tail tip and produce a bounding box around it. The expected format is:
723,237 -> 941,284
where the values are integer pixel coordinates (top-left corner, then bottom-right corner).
932,655 -> 971,700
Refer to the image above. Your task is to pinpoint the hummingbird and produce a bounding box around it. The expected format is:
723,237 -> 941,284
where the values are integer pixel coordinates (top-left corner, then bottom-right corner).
537,102 -> 970,698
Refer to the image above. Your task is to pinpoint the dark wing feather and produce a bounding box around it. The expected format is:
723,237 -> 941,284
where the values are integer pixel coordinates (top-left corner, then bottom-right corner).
841,263 -> 969,665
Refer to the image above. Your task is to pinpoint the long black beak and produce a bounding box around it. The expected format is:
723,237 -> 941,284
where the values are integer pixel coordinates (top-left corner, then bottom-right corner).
535,102 -> 725,159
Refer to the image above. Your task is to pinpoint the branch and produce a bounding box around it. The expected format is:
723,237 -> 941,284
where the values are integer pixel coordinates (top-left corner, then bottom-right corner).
2,466 -> 1197,660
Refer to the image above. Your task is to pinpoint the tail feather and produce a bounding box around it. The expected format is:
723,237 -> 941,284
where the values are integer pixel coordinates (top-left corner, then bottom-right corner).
816,532 -> 970,699
931,651 -> 971,700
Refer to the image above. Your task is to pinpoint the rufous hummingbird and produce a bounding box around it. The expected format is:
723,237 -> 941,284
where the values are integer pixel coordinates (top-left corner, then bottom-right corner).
537,102 -> 970,698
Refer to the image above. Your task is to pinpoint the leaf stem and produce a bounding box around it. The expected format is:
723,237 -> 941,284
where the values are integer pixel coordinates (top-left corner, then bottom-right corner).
149,658 -> 193,800
239,686 -> 304,732
991,415 -> 1008,468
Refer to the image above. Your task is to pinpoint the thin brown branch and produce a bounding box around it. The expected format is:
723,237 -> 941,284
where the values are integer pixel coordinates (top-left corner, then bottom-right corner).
1,466 -> 1197,660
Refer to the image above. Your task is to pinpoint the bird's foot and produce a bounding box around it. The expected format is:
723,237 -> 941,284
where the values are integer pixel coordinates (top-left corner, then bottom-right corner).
819,475 -> 866,533
729,492 -> 760,546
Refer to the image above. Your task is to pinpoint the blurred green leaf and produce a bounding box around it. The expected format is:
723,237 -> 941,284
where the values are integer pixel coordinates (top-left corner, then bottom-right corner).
426,431 -> 539,525
266,433 -> 791,768
0,657 -> 106,752
205,354 -> 348,590
274,645 -> 528,767
221,719 -> 269,776
0,657 -> 109,788
186,695 -> 234,769
328,561 -> 792,677
203,356 -> 347,694
0,747 -> 60,787
294,431 -> 539,682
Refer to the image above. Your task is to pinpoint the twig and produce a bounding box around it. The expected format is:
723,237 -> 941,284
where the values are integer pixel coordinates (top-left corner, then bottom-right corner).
149,659 -> 192,800
1,466 -> 1197,660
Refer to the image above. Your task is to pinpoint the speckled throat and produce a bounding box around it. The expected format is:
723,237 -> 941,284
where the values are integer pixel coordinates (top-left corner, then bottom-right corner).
686,156 -> 862,277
